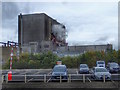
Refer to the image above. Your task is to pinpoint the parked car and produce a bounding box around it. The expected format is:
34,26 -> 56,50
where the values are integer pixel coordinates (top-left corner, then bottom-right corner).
107,62 -> 120,73
96,61 -> 105,67
51,65 -> 68,81
91,67 -> 111,80
79,64 -> 89,74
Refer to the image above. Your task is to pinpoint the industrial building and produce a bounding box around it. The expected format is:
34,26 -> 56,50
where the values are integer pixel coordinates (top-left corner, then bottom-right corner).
18,13 -> 112,55
0,13 -> 113,65
56,44 -> 112,57
18,13 -> 67,53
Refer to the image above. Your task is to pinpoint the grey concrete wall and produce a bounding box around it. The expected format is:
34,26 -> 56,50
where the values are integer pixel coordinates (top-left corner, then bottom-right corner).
18,14 -> 45,45
55,44 -> 112,57
18,13 -> 64,53
18,13 -> 62,45
57,44 -> 112,54
40,41 -> 53,52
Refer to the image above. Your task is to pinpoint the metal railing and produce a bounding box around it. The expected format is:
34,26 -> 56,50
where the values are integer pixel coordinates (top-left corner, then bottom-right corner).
2,74 -> 120,83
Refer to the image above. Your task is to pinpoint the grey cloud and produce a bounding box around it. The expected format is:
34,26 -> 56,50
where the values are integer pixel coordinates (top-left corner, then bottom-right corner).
68,41 -> 97,46
2,2 -> 20,20
2,2 -> 31,42
2,2 -> 31,24
2,2 -> 19,31
1,2 -> 118,50
2,2 -> 30,20
95,36 -> 109,43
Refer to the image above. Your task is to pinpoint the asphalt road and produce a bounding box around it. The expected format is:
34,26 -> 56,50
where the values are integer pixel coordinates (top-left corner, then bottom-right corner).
2,69 -> 120,75
2,69 -> 52,75
2,81 -> 120,89
2,69 -> 79,75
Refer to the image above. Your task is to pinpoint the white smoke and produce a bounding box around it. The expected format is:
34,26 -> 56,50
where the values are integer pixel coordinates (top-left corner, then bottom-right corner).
52,24 -> 67,41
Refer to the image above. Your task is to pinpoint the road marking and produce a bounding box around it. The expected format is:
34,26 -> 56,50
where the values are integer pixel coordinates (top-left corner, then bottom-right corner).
34,71 -> 40,75
27,78 -> 34,82
111,80 -> 115,83
47,72 -> 52,75
111,80 -> 118,87
87,77 -> 91,82
47,77 -> 51,83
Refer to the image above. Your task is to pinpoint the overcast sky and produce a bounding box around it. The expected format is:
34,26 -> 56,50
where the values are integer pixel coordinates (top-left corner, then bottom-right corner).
1,1 -> 118,49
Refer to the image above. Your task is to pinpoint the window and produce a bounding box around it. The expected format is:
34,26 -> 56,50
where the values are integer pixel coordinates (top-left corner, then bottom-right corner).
44,45 -> 49,48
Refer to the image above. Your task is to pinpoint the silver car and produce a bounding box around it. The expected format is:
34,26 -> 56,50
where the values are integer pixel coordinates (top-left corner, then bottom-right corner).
107,62 -> 120,73
91,67 -> 111,80
79,64 -> 89,74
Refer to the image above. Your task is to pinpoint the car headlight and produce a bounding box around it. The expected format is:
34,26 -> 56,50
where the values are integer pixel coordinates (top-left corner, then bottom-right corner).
95,74 -> 101,78
110,67 -> 113,70
52,72 -> 56,76
64,72 -> 67,76
80,69 -> 83,71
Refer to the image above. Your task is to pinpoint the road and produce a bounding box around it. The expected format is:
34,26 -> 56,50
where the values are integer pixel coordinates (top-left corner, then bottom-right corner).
2,68 -> 120,75
2,81 -> 120,89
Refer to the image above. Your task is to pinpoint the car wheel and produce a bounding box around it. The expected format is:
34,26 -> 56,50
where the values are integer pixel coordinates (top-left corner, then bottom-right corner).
93,75 -> 96,80
91,75 -> 94,78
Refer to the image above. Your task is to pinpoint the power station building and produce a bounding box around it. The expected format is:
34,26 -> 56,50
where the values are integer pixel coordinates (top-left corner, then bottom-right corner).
18,13 -> 67,53
0,13 -> 113,65
56,44 -> 112,57
18,13 -> 112,55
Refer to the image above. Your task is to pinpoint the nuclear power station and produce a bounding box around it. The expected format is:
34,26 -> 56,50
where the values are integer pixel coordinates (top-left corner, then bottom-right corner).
18,13 -> 112,56
18,13 -> 67,53
0,13 -> 113,65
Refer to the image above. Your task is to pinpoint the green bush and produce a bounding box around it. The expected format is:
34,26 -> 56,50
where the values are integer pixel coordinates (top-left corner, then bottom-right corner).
3,50 -> 120,69
3,51 -> 59,69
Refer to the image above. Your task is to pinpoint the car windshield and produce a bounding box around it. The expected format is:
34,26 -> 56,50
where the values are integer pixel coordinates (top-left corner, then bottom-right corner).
53,67 -> 66,72
80,65 -> 88,68
95,68 -> 108,72
98,62 -> 104,64
110,63 -> 119,67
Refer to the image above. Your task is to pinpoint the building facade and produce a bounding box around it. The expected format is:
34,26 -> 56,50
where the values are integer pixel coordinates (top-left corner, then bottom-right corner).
56,44 -> 112,57
18,13 -> 112,55
18,13 -> 67,53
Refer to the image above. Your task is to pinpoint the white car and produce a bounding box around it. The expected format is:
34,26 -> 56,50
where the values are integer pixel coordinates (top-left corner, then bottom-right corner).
96,61 -> 105,67
91,67 -> 111,80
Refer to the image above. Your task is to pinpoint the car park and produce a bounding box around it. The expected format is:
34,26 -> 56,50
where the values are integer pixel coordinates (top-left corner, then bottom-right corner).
91,67 -> 111,80
51,65 -> 68,81
107,62 -> 120,73
79,64 -> 89,74
96,61 -> 105,67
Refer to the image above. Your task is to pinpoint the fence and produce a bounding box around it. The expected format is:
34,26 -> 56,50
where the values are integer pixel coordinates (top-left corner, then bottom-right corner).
2,74 -> 120,83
